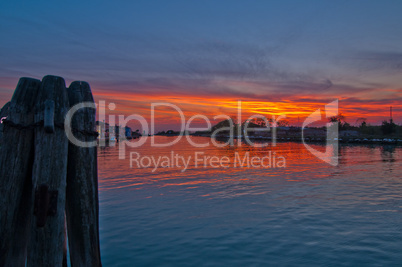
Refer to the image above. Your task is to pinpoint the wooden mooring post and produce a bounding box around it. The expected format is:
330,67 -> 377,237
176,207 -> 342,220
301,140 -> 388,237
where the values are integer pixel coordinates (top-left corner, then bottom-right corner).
0,101 -> 10,145
0,75 -> 101,266
0,78 -> 41,266
66,81 -> 101,266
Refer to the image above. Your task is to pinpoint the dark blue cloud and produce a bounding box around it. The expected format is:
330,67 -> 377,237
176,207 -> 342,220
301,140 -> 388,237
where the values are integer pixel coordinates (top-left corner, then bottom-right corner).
1,0 -> 402,102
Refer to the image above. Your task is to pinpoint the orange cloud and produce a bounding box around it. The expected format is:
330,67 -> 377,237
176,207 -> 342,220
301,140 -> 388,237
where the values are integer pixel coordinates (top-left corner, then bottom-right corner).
92,87 -> 400,132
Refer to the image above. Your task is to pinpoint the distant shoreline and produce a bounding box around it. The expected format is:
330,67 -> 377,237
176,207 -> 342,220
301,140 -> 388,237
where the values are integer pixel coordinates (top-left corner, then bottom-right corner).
190,134 -> 402,146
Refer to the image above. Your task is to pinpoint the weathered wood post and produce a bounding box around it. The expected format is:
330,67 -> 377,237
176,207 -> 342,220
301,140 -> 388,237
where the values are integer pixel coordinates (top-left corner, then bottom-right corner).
65,81 -> 102,266
28,75 -> 70,266
0,101 -> 10,145
0,78 -> 41,266
1,75 -> 102,266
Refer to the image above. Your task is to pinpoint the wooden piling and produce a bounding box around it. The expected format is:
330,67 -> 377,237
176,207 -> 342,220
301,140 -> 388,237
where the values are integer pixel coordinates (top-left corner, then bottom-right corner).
0,78 -> 41,266
28,75 -> 70,266
0,101 -> 10,145
1,76 -> 101,266
66,81 -> 102,266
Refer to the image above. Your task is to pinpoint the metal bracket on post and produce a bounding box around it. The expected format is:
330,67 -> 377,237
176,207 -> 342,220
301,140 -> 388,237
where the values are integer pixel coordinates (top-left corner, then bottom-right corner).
44,100 -> 55,133
33,184 -> 58,228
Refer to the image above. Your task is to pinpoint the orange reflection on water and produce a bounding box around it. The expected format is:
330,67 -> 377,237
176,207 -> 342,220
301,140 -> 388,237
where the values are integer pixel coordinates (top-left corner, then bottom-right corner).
97,136 -> 402,200
96,138 -> 320,188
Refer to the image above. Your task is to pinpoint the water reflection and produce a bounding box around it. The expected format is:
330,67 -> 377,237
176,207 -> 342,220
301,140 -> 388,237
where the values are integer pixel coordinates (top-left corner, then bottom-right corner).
381,145 -> 396,162
97,136 -> 401,190
98,137 -> 402,266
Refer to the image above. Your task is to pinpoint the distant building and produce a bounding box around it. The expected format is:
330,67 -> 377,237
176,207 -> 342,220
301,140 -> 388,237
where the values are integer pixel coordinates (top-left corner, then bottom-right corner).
96,121 -> 129,141
113,125 -> 126,140
125,126 -> 132,138
96,121 -> 110,139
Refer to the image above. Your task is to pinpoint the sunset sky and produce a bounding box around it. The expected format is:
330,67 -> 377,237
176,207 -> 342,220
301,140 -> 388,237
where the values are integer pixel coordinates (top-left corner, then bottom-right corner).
1,0 -> 402,131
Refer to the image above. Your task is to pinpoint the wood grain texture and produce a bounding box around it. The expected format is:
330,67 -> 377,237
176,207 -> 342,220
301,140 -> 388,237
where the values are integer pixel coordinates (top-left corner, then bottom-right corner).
0,101 -> 10,145
0,78 -> 41,266
66,81 -> 102,266
28,75 -> 69,267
